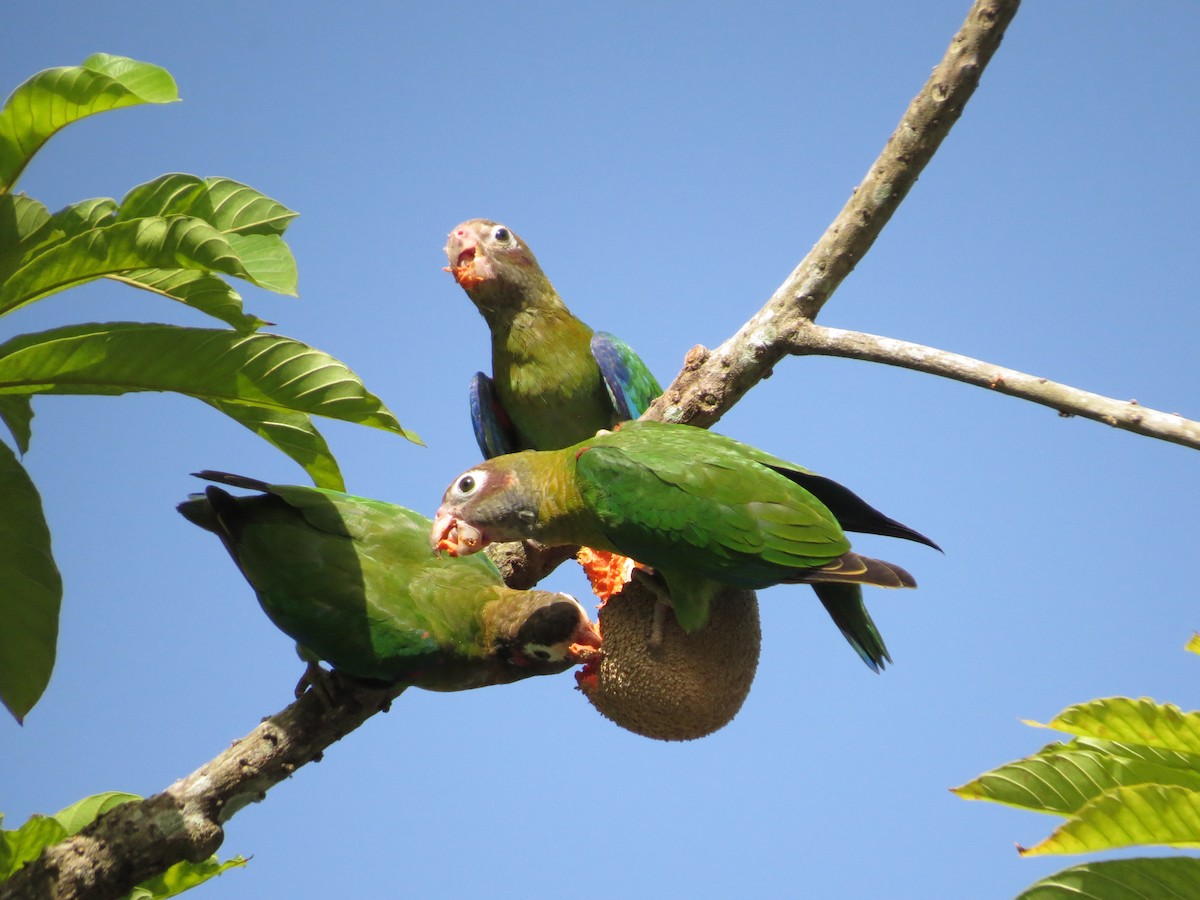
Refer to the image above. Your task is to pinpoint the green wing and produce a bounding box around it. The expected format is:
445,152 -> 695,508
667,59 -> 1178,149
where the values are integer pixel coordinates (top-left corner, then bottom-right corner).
181,476 -> 505,680
573,432 -> 850,589
607,421 -> 939,549
572,423 -> 920,666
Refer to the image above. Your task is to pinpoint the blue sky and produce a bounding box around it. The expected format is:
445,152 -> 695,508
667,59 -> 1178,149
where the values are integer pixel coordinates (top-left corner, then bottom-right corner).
3,3 -> 1198,897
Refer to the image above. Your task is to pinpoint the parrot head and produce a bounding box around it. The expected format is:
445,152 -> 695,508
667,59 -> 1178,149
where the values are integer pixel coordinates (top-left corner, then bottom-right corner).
496,590 -> 603,667
443,218 -> 548,311
431,455 -> 545,556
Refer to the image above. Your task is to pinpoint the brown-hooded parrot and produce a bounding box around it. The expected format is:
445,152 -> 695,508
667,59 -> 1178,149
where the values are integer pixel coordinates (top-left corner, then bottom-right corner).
429,421 -> 939,671
444,218 -> 661,459
178,472 -> 600,692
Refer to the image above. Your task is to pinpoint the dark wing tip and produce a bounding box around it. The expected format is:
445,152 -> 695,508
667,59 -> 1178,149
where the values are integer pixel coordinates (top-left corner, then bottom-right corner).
191,470 -> 271,492
777,468 -> 942,552
810,583 -> 893,672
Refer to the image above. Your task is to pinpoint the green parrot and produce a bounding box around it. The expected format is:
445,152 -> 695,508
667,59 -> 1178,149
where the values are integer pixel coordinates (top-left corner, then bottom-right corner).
430,421 -> 939,671
445,218 -> 661,458
178,472 -> 601,692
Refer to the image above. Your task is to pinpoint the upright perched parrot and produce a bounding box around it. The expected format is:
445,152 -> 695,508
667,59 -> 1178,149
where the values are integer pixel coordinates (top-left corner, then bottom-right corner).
430,421 -> 939,671
178,472 -> 601,692
444,218 -> 661,458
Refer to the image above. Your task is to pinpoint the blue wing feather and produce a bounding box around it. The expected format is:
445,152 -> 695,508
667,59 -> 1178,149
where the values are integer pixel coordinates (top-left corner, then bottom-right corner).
590,332 -> 662,421
469,372 -> 519,459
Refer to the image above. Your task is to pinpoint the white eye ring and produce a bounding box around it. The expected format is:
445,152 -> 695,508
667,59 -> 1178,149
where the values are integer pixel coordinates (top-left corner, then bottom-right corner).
455,470 -> 484,496
492,226 -> 511,243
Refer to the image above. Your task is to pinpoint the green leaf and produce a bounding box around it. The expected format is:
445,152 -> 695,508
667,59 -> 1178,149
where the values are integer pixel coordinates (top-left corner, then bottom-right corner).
1019,784 -> 1200,856
953,739 -> 1200,816
1016,857 -> 1200,899
107,269 -> 266,331
21,196 -> 119,248
0,197 -> 120,285
0,55 -> 178,192
0,215 -> 287,316
53,792 -> 140,836
108,175 -> 300,297
0,178 -> 296,323
0,395 -> 33,453
0,194 -> 50,253
126,854 -> 247,899
0,440 -> 61,723
224,233 -> 297,295
0,815 -> 66,879
1028,698 -> 1200,756
206,400 -> 345,490
1079,738 -> 1200,777
0,322 -> 419,442
118,174 -> 297,236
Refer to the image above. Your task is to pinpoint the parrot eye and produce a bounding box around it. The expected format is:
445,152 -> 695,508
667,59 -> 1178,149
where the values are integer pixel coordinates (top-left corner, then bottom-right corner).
453,469 -> 486,497
524,644 -> 560,663
492,226 -> 510,243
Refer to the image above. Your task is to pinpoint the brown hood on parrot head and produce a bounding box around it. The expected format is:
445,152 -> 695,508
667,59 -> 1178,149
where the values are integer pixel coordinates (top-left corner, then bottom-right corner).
510,594 -> 602,666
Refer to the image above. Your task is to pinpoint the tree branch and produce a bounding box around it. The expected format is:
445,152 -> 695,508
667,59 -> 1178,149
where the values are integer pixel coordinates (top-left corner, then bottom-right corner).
0,678 -> 405,900
647,0 -> 1022,427
643,0 -> 1196,450
484,539 -> 576,589
790,325 -> 1200,450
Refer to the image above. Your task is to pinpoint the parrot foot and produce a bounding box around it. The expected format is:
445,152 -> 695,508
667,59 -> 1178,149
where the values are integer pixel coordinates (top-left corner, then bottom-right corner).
649,598 -> 670,649
630,568 -> 672,649
295,659 -> 338,708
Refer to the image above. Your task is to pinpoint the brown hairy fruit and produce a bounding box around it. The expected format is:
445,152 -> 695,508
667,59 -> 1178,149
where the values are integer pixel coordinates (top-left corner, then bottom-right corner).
578,579 -> 760,741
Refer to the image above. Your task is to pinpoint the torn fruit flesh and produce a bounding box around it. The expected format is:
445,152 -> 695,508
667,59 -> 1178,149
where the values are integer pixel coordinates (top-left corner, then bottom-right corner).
446,246 -> 486,290
574,659 -> 600,694
576,547 -> 645,602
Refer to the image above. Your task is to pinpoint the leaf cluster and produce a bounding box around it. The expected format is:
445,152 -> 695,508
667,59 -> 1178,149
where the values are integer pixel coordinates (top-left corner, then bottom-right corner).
0,54 -> 415,723
954,639 -> 1200,896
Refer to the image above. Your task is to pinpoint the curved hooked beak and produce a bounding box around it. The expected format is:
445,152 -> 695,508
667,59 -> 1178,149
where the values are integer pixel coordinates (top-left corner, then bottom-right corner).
443,232 -> 476,268
430,509 -> 486,556
443,228 -> 486,288
567,617 -> 604,662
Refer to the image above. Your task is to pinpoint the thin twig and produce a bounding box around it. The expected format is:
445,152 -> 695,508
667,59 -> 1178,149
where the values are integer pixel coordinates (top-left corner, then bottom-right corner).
791,324 -> 1200,450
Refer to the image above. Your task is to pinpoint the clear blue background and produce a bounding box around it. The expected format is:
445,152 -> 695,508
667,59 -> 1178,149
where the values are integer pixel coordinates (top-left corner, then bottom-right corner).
3,3 -> 1197,898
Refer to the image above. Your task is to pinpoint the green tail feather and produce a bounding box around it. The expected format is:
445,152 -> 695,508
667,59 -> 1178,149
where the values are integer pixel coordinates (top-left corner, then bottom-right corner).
810,583 -> 892,672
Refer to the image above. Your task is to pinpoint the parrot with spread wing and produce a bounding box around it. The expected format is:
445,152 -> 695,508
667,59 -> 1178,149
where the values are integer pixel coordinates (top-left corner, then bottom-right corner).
178,472 -> 600,692
444,218 -> 661,458
430,421 -> 939,671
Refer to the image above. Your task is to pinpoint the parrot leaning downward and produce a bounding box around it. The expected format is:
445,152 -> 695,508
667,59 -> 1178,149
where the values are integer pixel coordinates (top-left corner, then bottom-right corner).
430,421 -> 939,671
178,472 -> 601,692
444,218 -> 661,458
